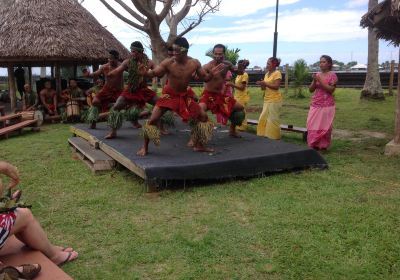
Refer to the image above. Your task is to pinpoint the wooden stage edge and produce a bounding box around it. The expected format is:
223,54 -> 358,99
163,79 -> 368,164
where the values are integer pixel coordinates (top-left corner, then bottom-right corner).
70,126 -> 147,180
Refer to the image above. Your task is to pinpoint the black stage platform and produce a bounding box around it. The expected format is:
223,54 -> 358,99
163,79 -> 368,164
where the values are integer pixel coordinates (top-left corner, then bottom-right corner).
70,121 -> 327,186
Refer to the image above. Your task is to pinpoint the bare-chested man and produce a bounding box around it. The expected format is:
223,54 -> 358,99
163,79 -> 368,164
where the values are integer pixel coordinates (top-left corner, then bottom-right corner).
83,50 -> 123,129
39,80 -> 58,116
200,44 -> 245,137
136,37 -> 223,156
105,41 -> 157,139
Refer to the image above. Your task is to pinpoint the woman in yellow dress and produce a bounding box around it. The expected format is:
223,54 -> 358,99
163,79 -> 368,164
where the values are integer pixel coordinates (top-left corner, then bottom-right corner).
256,57 -> 282,139
228,59 -> 250,131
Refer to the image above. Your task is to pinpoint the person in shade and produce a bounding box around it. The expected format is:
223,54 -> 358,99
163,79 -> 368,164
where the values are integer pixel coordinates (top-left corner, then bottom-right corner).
85,76 -> 105,108
39,80 -> 58,116
22,84 -> 39,111
14,66 -> 25,101
306,55 -> 338,150
256,57 -> 282,140
137,37 -> 224,156
83,50 -> 123,129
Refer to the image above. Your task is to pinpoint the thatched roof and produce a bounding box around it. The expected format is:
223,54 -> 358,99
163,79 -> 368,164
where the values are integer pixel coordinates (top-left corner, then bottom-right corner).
0,0 -> 130,67
360,0 -> 400,46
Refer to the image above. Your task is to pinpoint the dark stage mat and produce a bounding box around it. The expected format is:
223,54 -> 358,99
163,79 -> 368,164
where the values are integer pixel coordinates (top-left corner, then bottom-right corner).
71,121 -> 327,182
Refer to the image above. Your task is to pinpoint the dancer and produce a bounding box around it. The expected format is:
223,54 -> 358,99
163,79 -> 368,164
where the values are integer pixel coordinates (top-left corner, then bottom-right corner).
105,41 -> 157,139
83,50 -> 123,129
200,44 -> 245,138
229,59 -> 250,131
137,37 -> 224,156
306,55 -> 338,150
256,57 -> 282,140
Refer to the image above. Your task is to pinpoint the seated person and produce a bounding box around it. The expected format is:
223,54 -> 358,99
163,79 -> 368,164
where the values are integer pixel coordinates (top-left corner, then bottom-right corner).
61,79 -> 85,108
0,161 -> 78,270
22,84 -> 39,111
85,77 -> 105,110
39,80 -> 58,116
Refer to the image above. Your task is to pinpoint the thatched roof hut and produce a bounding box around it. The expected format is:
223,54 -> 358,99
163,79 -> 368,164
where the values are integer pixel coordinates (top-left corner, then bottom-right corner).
0,0 -> 130,66
0,0 -> 130,110
360,0 -> 400,46
361,0 -> 400,153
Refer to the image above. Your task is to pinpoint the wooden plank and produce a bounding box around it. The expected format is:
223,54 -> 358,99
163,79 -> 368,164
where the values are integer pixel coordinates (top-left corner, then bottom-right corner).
0,119 -> 37,137
99,142 -> 147,179
68,137 -> 115,172
0,236 -> 73,280
247,118 -> 307,141
0,113 -> 22,123
69,126 -> 100,148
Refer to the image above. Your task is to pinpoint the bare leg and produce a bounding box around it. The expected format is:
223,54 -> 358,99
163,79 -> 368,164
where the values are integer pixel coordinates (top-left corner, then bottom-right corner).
132,109 -> 151,129
10,208 -> 78,265
105,128 -> 117,139
105,96 -> 126,139
90,97 -> 103,129
229,102 -> 245,138
137,106 -> 166,156
192,103 -> 214,152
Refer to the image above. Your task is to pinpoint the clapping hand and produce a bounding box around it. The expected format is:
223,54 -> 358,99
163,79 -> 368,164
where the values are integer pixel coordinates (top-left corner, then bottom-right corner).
0,161 -> 20,190
211,63 -> 225,77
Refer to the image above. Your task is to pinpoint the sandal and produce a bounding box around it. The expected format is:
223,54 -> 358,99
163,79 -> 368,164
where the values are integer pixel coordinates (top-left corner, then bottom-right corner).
0,264 -> 41,279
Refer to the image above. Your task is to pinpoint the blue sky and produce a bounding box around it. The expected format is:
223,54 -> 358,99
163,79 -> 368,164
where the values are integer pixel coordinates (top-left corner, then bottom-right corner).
80,0 -> 398,68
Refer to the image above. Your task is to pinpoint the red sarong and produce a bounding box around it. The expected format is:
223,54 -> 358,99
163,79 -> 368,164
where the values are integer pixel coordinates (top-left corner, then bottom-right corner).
200,90 -> 236,125
96,84 -> 121,104
156,85 -> 200,122
120,86 -> 156,108
47,104 -> 56,112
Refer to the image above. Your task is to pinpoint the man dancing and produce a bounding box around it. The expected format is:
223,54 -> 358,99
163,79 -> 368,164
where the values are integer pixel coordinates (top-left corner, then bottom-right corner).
200,44 -> 245,137
104,41 -> 157,139
83,50 -> 123,129
137,37 -> 223,156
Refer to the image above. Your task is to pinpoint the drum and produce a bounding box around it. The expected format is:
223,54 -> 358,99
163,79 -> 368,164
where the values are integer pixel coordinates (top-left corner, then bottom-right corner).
20,110 -> 44,127
66,101 -> 80,121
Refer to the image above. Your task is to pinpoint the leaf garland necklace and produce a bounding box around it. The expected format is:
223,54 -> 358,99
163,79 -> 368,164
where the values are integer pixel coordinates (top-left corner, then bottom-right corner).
128,54 -> 149,93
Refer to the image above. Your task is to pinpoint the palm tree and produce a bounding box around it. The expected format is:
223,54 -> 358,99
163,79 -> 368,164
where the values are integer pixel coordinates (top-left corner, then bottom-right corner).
360,0 -> 384,100
290,59 -> 309,98
205,47 -> 241,65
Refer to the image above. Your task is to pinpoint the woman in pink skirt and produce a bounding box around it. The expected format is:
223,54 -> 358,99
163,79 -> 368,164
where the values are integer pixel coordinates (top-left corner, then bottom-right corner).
307,55 -> 338,150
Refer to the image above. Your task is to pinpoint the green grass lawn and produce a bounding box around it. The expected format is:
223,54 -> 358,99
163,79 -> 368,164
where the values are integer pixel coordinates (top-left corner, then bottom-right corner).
0,88 -> 399,279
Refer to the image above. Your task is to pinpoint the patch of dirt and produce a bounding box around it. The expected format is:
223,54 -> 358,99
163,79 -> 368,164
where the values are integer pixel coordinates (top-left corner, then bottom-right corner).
333,129 -> 388,141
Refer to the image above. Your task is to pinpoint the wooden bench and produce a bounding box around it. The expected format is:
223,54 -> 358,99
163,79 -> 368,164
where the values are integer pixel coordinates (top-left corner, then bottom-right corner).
247,119 -> 308,142
0,119 -> 38,138
0,113 -> 22,128
0,236 -> 73,280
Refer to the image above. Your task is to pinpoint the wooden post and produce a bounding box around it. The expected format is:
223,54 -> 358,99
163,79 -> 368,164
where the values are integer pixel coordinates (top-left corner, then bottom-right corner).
51,66 -> 54,79
388,60 -> 395,96
73,64 -> 77,78
394,49 -> 400,144
55,64 -> 62,96
7,65 -> 17,112
28,66 -> 32,86
284,64 -> 289,95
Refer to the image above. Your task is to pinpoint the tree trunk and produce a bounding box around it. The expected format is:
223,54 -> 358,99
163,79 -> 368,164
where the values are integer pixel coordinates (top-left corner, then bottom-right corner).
360,0 -> 384,100
7,65 -> 17,112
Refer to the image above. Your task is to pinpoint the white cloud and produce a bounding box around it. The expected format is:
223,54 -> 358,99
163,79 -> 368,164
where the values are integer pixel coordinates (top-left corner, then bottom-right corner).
189,8 -> 367,44
346,0 -> 368,8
